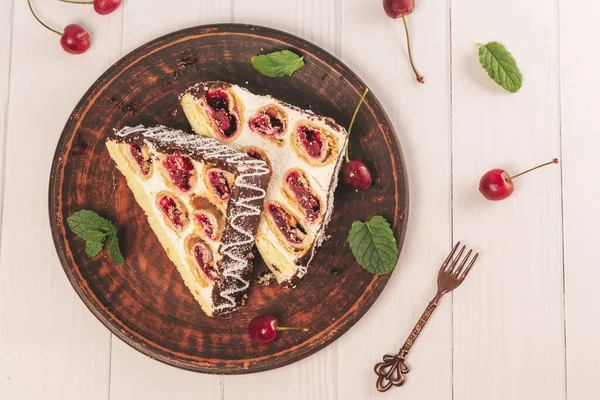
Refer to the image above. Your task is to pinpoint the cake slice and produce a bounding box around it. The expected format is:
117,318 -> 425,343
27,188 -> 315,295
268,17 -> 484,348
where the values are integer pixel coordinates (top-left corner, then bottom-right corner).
106,125 -> 270,316
180,82 -> 348,286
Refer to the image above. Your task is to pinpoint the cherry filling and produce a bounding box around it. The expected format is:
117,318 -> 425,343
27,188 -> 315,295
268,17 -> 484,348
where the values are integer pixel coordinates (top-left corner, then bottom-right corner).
296,125 -> 325,160
192,242 -> 217,281
158,195 -> 187,229
285,171 -> 321,222
162,154 -> 194,192
195,212 -> 216,240
206,89 -> 239,138
249,106 -> 286,138
129,143 -> 151,175
268,203 -> 307,245
208,169 -> 233,201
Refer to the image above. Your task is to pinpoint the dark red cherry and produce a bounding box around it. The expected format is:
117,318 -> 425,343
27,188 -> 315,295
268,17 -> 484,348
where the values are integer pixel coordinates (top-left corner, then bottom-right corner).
285,170 -> 321,222
162,154 -> 194,192
297,125 -> 325,159
479,158 -> 558,201
129,143 -> 151,175
383,0 -> 414,18
248,315 -> 308,344
195,213 -> 216,240
192,242 -> 217,280
60,24 -> 91,55
479,169 -> 513,200
93,0 -> 121,15
158,195 -> 187,229
206,90 -> 239,138
208,169 -> 233,201
341,160 -> 372,191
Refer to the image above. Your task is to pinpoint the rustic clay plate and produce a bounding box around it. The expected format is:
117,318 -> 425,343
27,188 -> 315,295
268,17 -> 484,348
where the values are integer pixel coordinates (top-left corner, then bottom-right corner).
49,24 -> 408,374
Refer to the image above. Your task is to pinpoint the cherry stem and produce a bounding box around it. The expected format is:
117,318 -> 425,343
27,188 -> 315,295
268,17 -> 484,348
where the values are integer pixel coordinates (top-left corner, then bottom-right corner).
28,0 -> 63,36
345,87 -> 369,163
507,158 -> 559,181
57,0 -> 94,3
401,15 -> 424,84
276,326 -> 309,332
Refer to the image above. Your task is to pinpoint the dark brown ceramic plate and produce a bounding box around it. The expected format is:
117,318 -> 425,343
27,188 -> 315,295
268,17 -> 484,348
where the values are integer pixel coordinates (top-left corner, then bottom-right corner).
49,24 -> 408,374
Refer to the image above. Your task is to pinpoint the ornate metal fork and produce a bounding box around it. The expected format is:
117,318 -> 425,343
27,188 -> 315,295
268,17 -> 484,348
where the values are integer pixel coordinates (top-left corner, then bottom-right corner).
374,242 -> 479,392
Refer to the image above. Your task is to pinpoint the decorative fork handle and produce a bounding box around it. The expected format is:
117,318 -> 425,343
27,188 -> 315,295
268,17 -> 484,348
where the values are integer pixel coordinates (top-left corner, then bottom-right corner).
374,294 -> 442,392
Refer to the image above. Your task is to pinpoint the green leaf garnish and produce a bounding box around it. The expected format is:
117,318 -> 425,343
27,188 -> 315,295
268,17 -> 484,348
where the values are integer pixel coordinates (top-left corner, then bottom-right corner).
478,42 -> 522,93
107,233 -> 124,265
85,241 -> 104,258
67,210 -> 124,264
251,50 -> 305,78
347,215 -> 398,275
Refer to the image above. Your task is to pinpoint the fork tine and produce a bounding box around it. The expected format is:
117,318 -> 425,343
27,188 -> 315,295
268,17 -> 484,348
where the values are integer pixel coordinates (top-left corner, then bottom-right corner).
459,253 -> 479,280
452,249 -> 472,276
441,242 -> 461,270
447,245 -> 466,272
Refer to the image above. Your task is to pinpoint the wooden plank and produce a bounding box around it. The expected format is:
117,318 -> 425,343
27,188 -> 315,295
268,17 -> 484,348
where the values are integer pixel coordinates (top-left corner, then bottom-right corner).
559,0 -> 600,398
0,0 -> 12,225
224,1 -> 340,398
335,0 -> 453,399
0,1 -> 123,399
108,1 -> 228,399
451,0 -> 565,399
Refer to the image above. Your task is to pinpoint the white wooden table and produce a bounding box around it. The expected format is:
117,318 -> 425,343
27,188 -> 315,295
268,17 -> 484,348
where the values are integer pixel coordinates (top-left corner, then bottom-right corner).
1,0 -> 598,399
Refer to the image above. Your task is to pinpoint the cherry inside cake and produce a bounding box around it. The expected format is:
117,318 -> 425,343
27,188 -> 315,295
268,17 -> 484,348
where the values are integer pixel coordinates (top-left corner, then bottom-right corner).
180,82 -> 348,286
106,125 -> 270,316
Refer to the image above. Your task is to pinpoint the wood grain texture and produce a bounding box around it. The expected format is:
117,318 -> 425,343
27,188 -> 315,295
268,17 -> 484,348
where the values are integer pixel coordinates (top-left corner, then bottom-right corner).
226,1 -> 340,398
0,0 -> 12,227
451,0 -> 565,399
336,1 -> 453,399
49,24 -> 407,374
0,1 -> 123,399
559,0 -> 600,397
110,1 -> 229,398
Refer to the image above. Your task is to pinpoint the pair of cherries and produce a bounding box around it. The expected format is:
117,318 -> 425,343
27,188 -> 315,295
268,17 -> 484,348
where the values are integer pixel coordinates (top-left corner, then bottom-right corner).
28,0 -> 121,55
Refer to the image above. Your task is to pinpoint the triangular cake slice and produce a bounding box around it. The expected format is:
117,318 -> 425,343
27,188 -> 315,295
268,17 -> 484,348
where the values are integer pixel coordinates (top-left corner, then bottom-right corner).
106,125 -> 270,316
180,82 -> 348,286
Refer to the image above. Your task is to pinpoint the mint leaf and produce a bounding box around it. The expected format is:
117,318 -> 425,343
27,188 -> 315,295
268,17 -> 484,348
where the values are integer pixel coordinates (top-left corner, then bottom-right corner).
80,229 -> 109,243
251,50 -> 305,78
67,209 -> 117,237
347,215 -> 398,275
67,210 -> 124,264
478,42 -> 522,93
85,241 -> 104,258
107,233 -> 124,265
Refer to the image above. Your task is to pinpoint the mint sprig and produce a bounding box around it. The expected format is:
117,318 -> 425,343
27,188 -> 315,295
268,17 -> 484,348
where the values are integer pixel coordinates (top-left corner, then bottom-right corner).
347,215 -> 398,275
251,50 -> 305,78
67,210 -> 124,264
477,42 -> 522,93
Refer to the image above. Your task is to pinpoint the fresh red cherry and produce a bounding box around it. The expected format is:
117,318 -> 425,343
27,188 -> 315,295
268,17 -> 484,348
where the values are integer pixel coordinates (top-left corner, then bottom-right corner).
61,25 -> 91,55
383,0 -> 414,18
58,0 -> 122,15
479,158 -> 558,201
342,88 -> 373,192
382,0 -> 424,84
28,0 -> 90,55
342,160 -> 372,191
248,315 -> 308,344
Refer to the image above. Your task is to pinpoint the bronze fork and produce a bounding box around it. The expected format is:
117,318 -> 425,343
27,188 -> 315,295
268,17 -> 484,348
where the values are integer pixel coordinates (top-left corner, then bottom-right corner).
374,242 -> 479,392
